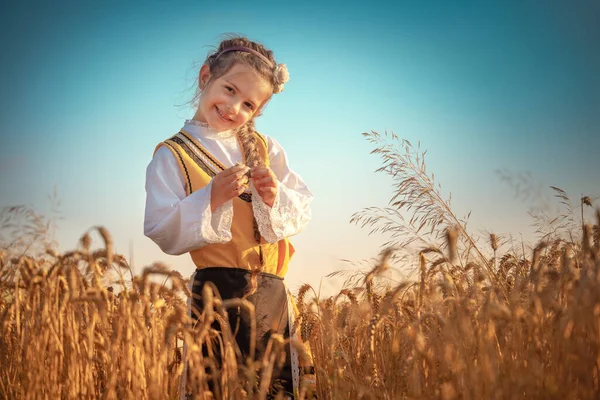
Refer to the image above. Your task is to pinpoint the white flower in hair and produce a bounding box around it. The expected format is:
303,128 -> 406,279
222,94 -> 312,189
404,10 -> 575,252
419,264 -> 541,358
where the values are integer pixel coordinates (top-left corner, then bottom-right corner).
273,63 -> 289,94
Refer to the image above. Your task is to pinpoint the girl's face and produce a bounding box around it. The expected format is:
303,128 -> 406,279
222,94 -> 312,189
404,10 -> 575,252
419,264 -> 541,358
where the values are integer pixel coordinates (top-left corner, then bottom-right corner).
197,63 -> 272,132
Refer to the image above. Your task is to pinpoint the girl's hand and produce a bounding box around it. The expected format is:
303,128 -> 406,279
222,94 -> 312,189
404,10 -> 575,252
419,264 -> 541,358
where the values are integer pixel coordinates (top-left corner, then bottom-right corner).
251,166 -> 278,208
211,163 -> 250,211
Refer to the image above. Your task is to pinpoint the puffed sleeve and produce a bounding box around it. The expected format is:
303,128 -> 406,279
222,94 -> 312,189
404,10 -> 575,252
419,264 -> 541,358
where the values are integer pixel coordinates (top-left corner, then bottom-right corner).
143,145 -> 234,255
251,135 -> 314,243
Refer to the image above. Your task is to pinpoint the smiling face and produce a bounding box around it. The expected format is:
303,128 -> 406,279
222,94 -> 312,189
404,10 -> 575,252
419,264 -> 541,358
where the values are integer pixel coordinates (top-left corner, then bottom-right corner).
195,62 -> 273,132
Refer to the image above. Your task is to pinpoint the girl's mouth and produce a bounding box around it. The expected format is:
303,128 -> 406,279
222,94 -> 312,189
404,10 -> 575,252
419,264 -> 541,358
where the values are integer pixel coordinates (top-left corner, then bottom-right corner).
215,106 -> 232,123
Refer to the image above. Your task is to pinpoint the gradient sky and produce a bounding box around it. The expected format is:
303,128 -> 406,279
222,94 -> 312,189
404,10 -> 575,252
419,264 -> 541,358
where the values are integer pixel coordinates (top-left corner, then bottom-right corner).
1,0 -> 599,294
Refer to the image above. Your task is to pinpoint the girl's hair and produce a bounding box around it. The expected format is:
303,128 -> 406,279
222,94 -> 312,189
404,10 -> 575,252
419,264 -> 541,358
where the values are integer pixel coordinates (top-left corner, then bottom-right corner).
197,36 -> 287,264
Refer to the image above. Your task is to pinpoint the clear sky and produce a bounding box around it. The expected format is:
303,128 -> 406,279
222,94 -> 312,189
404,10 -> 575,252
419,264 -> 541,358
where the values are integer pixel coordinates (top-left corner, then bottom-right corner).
1,0 -> 599,294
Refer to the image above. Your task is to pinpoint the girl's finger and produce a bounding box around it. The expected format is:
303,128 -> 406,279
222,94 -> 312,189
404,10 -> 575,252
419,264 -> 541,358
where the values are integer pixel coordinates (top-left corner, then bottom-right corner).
222,173 -> 248,188
263,190 -> 276,199
230,177 -> 249,191
227,183 -> 246,198
233,170 -> 250,181
224,164 -> 250,179
256,177 -> 276,186
215,167 -> 244,186
250,167 -> 272,179
251,166 -> 267,174
259,186 -> 277,195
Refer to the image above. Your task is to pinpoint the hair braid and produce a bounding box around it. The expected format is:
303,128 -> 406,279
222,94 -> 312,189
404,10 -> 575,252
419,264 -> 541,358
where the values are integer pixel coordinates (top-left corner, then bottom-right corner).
238,119 -> 262,170
237,120 -> 265,296
237,120 -> 264,251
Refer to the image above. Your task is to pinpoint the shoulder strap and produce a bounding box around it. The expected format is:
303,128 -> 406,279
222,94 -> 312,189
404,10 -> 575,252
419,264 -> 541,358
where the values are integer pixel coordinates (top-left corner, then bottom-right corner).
178,130 -> 227,172
156,139 -> 193,196
254,131 -> 268,148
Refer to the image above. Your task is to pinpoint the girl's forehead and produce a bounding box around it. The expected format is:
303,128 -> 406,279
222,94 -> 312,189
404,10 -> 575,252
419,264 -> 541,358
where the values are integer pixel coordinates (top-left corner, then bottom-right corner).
221,63 -> 272,104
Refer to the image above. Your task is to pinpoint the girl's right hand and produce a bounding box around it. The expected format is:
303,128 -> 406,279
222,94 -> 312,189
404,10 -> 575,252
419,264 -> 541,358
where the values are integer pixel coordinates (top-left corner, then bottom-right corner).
210,163 -> 251,211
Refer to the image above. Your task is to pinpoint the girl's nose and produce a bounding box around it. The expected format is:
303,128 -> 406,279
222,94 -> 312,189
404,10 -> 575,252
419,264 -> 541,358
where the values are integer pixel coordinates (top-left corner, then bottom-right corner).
229,102 -> 240,116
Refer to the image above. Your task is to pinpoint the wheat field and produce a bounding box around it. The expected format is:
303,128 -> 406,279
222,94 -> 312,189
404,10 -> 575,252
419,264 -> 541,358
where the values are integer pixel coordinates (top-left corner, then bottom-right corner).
1,132 -> 599,399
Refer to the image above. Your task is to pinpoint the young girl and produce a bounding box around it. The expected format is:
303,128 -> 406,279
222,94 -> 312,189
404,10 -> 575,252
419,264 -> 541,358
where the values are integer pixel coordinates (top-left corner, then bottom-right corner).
144,36 -> 314,398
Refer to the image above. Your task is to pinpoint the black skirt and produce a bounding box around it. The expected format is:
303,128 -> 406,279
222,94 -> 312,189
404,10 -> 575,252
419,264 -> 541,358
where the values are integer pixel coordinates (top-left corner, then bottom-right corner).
191,267 -> 294,398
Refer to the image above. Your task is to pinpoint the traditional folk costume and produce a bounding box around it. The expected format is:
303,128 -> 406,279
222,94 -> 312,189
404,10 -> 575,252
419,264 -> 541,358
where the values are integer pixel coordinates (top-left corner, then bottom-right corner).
144,120 -> 314,399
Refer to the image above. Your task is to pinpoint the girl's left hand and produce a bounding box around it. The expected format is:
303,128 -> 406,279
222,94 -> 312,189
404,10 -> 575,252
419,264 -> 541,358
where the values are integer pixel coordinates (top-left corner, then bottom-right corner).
251,167 -> 278,207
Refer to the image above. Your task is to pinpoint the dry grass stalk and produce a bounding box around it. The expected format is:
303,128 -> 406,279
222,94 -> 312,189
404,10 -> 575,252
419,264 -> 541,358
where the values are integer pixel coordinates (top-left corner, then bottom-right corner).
3,217 -> 600,398
2,132 -> 599,399
0,218 -> 306,399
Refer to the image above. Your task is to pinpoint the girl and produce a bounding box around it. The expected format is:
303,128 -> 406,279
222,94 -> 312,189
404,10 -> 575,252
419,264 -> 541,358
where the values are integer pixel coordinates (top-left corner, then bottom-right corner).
144,36 -> 314,399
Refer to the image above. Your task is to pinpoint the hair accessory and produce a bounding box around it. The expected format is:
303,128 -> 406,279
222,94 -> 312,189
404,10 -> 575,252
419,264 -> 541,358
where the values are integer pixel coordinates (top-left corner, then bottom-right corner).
214,46 -> 274,68
272,63 -> 289,94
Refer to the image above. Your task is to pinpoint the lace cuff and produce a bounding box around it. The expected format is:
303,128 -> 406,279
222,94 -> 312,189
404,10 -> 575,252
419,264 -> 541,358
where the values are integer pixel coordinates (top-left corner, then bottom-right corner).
251,183 -> 279,243
251,183 -> 309,243
198,180 -> 233,244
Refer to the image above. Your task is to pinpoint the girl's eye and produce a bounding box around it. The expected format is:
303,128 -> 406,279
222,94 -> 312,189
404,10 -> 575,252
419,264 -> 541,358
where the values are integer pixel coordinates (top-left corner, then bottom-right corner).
244,102 -> 254,110
225,86 -> 234,93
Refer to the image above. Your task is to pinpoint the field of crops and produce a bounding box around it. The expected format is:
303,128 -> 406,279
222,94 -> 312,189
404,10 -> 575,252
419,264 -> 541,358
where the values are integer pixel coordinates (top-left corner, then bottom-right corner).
1,132 -> 599,399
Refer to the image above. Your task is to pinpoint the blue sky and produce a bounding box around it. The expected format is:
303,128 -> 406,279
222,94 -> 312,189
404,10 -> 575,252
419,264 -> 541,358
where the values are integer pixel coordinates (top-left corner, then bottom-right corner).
1,0 -> 599,293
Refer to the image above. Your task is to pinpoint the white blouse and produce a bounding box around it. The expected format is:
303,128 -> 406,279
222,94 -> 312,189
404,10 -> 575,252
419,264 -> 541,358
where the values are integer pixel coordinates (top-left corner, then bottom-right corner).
144,120 -> 313,256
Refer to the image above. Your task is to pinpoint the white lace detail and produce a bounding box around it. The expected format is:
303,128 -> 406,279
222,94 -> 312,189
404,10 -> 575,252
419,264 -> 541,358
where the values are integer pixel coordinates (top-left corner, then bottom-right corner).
269,189 -> 291,239
199,181 -> 233,244
184,119 -> 210,128
251,182 -> 307,243
285,284 -> 300,396
211,201 -> 234,240
251,183 -> 279,243
185,119 -> 236,138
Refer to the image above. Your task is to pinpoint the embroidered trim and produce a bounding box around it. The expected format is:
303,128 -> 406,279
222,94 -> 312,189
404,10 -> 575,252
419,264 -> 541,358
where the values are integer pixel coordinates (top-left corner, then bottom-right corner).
170,136 -> 216,178
164,141 -> 192,194
171,133 -> 253,204
176,132 -> 256,203
285,284 -> 301,396
239,192 -> 252,203
179,131 -> 226,171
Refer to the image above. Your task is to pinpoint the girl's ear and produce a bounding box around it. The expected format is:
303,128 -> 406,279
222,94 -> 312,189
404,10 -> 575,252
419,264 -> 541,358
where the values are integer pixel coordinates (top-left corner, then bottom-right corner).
199,64 -> 211,89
